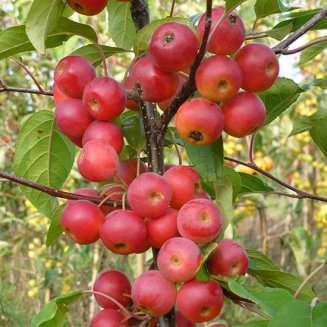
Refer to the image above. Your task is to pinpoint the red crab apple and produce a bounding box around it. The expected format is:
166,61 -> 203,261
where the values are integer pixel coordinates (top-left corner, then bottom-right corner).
93,269 -> 131,310
66,0 -> 108,16
149,22 -> 198,72
146,208 -> 179,248
123,74 -> 140,111
177,198 -> 222,243
131,270 -> 176,316
77,140 -> 119,182
163,165 -> 202,209
99,183 -> 124,215
60,200 -> 104,244
55,99 -> 93,139
129,54 -> 179,102
176,279 -> 224,323
100,210 -> 147,254
114,159 -> 148,186
82,120 -> 124,154
222,92 -> 266,138
53,83 -> 72,105
175,97 -> 224,146
54,55 -> 95,98
127,172 -> 172,219
175,310 -> 196,327
195,55 -> 242,102
197,6 -> 246,55
83,77 -> 126,121
157,237 -> 202,282
211,324 -> 229,327
69,187 -> 99,204
90,309 -> 128,327
206,239 -> 249,276
235,43 -> 279,92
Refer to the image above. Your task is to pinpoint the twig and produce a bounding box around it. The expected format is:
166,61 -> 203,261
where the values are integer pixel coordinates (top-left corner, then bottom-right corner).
0,82 -> 53,96
273,7 -> 327,54
130,0 -> 150,32
280,36 -> 327,55
294,261 -> 326,299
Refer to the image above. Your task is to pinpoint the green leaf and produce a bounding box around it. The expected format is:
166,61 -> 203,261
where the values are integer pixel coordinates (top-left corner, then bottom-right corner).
30,291 -> 82,327
268,300 -> 311,327
13,111 -> 75,218
46,205 -> 64,247
312,302 -> 327,327
310,119 -> 327,159
224,0 -> 248,12
248,269 -> 315,302
71,44 -> 129,67
238,173 -> 274,195
120,111 -> 145,150
247,249 -> 280,271
259,78 -> 304,127
133,17 -> 194,56
223,166 -> 242,201
196,242 -> 217,282
254,0 -> 288,19
184,137 -> 224,183
214,177 -> 234,231
227,278 -> 293,317
235,321 -> 269,327
265,23 -> 293,40
25,0 -> 65,54
107,0 -> 136,50
299,41 -> 327,66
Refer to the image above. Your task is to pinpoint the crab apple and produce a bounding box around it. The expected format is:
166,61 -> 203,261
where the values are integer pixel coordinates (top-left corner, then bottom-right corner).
197,6 -> 246,55
69,187 -> 99,204
195,55 -> 242,103
77,140 -> 119,182
131,270 -> 176,317
176,279 -> 224,323
175,310 -> 196,327
177,198 -> 222,243
163,165 -> 202,209
54,55 -> 95,98
114,159 -> 148,186
149,22 -> 198,72
99,183 -> 124,215
127,172 -> 172,219
90,309 -> 128,327
235,43 -> 279,92
100,209 -> 147,254
67,134 -> 83,148
157,237 -> 202,282
93,269 -> 131,310
146,208 -> 179,248
52,83 -> 72,105
129,54 -> 179,102
60,200 -> 104,244
211,325 -> 229,327
206,239 -> 249,276
222,92 -> 266,138
175,98 -> 224,146
82,121 -> 124,154
123,74 -> 140,111
66,0 -> 108,16
55,99 -> 93,139
83,77 -> 126,121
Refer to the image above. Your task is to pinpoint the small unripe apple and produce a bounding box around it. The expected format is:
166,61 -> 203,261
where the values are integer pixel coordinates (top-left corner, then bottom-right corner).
176,279 -> 224,322
235,43 -> 279,92
157,237 -> 202,282
149,22 -> 198,72
127,172 -> 172,219
93,269 -> 131,309
197,6 -> 246,55
83,77 -> 126,121
61,200 -> 104,244
54,55 -> 95,98
222,92 -> 266,138
206,239 -> 249,276
67,0 -> 108,16
77,140 -> 119,182
131,270 -> 177,317
175,98 -> 224,146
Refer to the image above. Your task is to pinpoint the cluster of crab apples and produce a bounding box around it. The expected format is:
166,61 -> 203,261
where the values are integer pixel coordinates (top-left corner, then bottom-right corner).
51,4 -> 279,326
